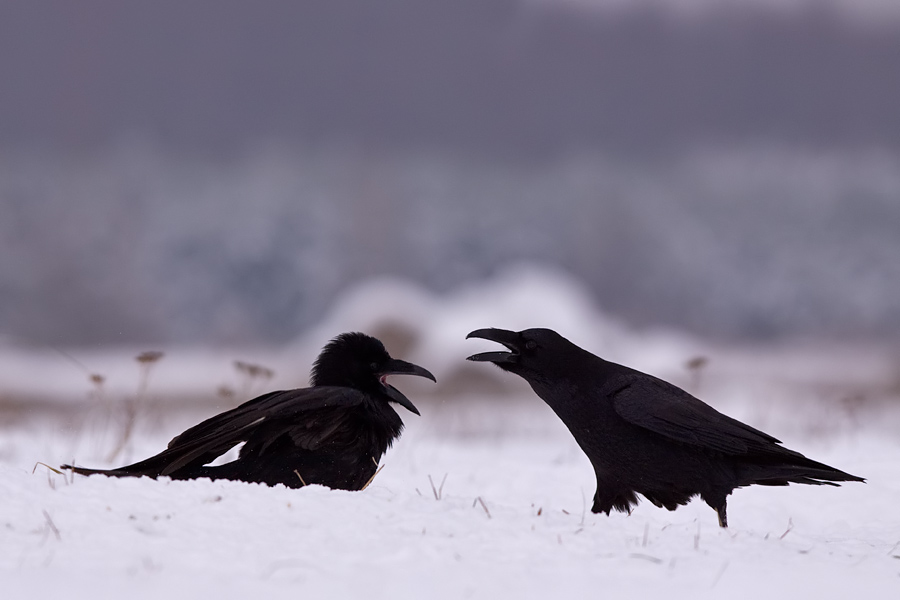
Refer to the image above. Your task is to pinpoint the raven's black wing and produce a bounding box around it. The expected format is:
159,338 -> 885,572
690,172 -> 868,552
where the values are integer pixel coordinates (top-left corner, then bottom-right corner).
113,386 -> 368,477
167,386 -> 363,447
609,375 -> 786,456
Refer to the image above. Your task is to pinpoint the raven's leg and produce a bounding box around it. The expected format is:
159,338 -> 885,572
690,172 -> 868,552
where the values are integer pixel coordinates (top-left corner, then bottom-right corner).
715,502 -> 728,528
702,490 -> 730,528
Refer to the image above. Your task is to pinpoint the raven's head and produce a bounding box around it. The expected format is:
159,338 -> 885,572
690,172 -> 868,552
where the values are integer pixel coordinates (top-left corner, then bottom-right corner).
311,332 -> 435,415
465,327 -> 573,381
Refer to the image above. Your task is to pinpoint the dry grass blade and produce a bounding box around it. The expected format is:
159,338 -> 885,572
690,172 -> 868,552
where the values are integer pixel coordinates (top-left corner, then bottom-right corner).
361,464 -> 385,491
107,350 -> 165,462
33,462 -> 64,475
293,469 -> 307,486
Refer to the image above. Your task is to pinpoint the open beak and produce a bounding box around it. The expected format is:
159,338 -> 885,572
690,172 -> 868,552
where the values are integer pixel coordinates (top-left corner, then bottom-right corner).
378,359 -> 435,416
465,328 -> 520,364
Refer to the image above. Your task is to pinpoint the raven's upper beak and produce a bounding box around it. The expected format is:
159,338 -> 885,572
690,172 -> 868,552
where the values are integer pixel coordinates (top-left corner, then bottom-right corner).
378,358 -> 435,416
465,328 -> 521,364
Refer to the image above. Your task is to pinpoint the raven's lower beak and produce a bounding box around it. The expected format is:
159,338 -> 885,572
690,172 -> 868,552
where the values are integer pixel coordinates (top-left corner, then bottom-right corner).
465,328 -> 520,364
378,359 -> 435,416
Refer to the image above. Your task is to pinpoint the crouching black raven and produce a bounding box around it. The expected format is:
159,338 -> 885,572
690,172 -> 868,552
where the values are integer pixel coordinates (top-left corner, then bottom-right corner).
467,327 -> 863,527
62,332 -> 435,490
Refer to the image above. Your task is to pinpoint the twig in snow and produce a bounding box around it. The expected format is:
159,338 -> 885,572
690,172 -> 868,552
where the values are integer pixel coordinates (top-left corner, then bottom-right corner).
428,475 -> 438,499
580,488 -> 587,527
428,474 -> 447,500
629,553 -> 663,564
42,510 -> 61,542
694,521 -> 701,550
473,496 -> 491,519
711,561 -> 729,588
779,518 -> 794,540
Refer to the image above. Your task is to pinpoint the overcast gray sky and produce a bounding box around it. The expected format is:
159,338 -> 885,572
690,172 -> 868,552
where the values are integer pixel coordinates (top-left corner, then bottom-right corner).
2,1 -> 899,345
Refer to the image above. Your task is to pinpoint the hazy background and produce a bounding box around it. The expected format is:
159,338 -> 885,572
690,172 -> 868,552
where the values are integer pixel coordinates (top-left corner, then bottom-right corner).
3,9 -> 900,593
2,0 -> 900,348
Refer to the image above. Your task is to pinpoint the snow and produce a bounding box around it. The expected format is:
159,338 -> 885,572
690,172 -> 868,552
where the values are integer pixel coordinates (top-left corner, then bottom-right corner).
2,272 -> 900,598
3,421 -> 898,599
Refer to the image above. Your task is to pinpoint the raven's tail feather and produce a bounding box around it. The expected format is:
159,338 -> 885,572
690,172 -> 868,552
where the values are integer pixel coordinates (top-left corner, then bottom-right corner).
60,461 -> 164,479
60,464 -> 133,477
744,460 -> 865,488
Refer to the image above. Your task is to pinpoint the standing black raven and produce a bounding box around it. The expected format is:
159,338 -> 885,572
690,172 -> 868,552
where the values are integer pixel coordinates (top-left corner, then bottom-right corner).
466,327 -> 864,527
62,332 -> 435,490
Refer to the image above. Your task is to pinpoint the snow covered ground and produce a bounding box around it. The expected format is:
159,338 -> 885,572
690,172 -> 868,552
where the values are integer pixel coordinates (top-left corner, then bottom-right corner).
2,411 -> 898,600
2,271 -> 899,598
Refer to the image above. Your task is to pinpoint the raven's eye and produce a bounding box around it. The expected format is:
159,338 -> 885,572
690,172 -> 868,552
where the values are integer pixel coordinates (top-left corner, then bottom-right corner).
370,362 -> 379,372
525,340 -> 537,351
